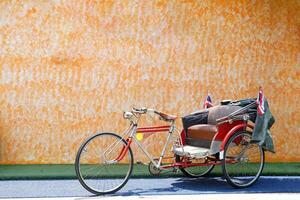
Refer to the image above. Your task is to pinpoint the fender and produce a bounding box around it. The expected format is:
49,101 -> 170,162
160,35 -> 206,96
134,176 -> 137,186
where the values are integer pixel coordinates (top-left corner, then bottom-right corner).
220,124 -> 248,151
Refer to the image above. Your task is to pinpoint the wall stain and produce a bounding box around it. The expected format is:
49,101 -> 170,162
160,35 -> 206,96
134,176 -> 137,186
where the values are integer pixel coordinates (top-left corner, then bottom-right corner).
0,0 -> 299,164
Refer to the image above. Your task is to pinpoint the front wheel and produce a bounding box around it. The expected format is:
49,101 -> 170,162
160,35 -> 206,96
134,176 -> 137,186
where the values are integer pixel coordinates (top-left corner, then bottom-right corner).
222,130 -> 265,188
75,132 -> 134,195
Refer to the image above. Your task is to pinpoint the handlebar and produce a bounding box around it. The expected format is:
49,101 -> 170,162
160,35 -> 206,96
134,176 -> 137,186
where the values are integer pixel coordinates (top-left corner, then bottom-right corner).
131,107 -> 148,114
128,107 -> 176,122
132,107 -> 158,114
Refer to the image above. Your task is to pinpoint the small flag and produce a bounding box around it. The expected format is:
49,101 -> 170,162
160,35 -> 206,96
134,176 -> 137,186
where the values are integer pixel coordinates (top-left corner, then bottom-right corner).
203,94 -> 213,109
256,87 -> 265,116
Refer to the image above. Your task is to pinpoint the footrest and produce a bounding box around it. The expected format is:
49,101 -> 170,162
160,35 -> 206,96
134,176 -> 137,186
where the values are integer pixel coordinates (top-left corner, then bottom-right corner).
173,145 -> 210,158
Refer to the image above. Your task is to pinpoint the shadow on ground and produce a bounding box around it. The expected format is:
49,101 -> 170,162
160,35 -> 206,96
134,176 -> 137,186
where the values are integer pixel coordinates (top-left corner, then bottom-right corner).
118,176 -> 300,196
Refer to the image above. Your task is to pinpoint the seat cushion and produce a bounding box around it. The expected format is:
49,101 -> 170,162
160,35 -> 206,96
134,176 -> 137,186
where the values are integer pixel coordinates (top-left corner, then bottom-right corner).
187,124 -> 217,140
185,124 -> 217,148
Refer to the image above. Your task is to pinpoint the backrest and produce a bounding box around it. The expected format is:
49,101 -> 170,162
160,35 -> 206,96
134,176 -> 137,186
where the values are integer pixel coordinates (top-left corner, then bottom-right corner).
207,105 -> 242,125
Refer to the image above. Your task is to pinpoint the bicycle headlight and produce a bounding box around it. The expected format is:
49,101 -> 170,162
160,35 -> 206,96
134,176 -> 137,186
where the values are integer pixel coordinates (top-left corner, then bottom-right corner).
123,111 -> 133,119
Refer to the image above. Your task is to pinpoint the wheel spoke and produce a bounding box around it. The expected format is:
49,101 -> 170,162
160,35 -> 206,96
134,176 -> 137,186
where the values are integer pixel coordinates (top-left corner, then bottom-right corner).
223,131 -> 264,188
75,133 -> 133,194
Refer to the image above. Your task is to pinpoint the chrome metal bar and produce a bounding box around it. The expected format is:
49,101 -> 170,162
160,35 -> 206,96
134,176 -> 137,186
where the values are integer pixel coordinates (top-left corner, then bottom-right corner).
157,129 -> 173,167
229,101 -> 256,117
132,136 -> 158,167
132,123 -> 176,169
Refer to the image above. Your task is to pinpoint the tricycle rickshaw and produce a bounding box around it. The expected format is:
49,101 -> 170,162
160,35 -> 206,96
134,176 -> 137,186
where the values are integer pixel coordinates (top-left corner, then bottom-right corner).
75,87 -> 274,194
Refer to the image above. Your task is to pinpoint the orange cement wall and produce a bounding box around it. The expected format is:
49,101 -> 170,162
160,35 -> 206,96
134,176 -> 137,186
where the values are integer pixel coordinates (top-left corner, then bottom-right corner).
0,0 -> 299,164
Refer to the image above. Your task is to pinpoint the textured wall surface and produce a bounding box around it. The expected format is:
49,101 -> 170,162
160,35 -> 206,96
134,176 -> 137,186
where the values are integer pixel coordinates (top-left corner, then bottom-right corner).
0,0 -> 299,164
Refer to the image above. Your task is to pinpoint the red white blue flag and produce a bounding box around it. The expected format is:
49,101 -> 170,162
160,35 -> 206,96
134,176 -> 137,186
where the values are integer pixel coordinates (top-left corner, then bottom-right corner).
256,87 -> 265,116
203,94 -> 213,109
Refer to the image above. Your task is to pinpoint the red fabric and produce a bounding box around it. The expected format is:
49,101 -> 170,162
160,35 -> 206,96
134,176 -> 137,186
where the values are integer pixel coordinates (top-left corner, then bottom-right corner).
180,129 -> 186,145
256,87 -> 265,116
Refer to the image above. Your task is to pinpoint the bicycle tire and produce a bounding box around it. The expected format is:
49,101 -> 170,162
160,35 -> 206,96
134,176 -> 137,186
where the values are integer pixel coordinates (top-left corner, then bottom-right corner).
75,132 -> 134,195
222,130 -> 265,188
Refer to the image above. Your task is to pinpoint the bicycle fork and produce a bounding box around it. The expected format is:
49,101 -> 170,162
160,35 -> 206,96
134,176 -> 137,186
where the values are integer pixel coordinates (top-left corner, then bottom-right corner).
105,125 -> 137,164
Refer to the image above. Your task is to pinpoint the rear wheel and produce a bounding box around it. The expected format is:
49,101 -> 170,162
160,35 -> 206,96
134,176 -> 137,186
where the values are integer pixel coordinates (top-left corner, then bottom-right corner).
222,130 -> 264,188
75,132 -> 133,195
176,156 -> 215,177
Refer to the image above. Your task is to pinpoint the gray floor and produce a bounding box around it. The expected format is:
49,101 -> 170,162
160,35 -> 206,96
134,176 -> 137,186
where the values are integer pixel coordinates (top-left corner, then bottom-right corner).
1,177 -> 300,198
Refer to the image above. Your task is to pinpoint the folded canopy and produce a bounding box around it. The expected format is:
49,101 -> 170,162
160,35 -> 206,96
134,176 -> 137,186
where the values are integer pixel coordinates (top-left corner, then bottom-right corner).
182,98 -> 275,153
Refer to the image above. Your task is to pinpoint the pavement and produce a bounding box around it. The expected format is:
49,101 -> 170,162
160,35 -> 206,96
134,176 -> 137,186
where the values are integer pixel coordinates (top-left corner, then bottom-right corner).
0,176 -> 300,199
1,194 -> 299,200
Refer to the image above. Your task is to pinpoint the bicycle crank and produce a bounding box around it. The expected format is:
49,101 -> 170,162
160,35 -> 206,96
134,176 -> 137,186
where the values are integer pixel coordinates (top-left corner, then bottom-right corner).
148,160 -> 161,176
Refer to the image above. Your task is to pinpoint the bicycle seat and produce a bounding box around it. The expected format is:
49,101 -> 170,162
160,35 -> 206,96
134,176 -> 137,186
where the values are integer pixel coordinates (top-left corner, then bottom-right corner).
156,111 -> 177,121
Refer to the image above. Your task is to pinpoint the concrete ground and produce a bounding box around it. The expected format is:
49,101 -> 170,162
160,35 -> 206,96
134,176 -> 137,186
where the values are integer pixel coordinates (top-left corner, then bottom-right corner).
1,194 -> 300,200
0,176 -> 299,199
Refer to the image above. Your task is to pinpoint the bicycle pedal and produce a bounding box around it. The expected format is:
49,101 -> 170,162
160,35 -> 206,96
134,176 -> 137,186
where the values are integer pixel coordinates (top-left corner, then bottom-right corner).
136,161 -> 146,165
